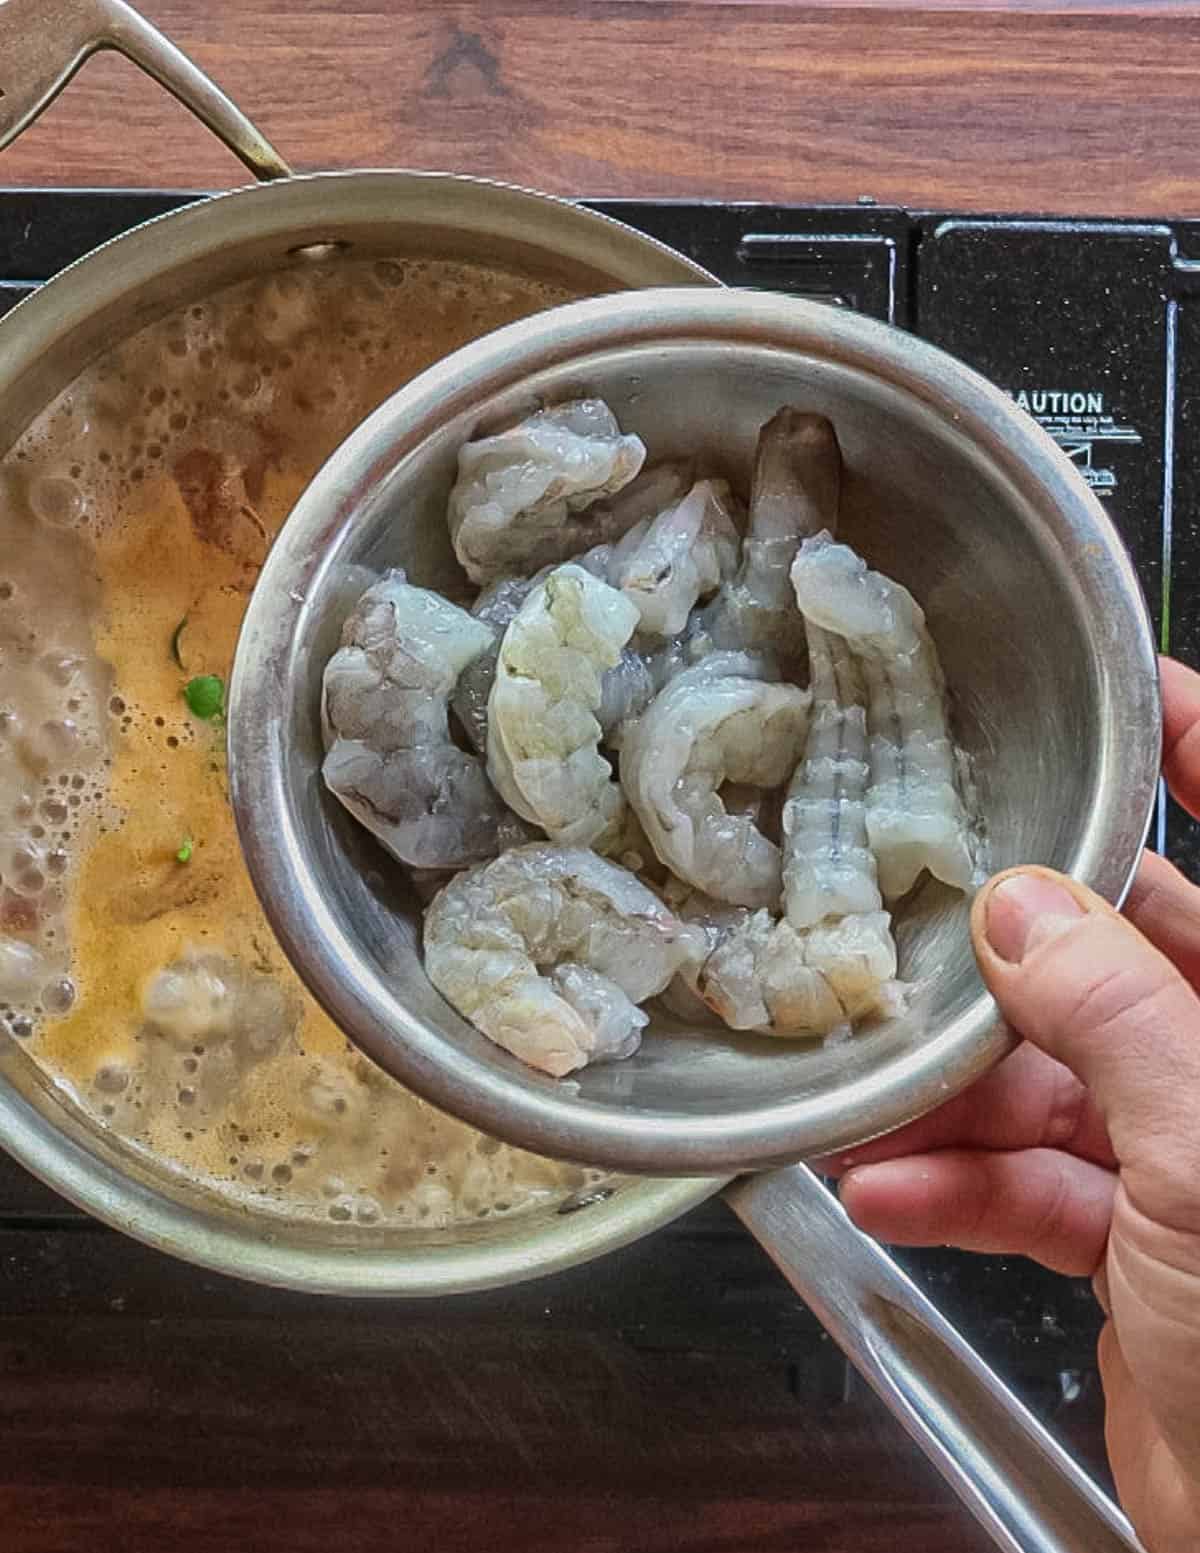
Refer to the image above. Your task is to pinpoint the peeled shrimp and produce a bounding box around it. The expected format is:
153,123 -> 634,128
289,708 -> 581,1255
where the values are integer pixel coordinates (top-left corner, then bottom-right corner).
612,479 -> 740,637
322,571 -> 524,870
666,626 -> 896,1038
447,399 -> 658,585
667,887 -> 895,1037
781,623 -> 882,929
452,544 -> 661,756
423,844 -> 703,1075
790,533 -> 974,899
697,409 -> 841,659
802,911 -> 899,1021
487,563 -> 640,849
620,653 -> 810,908
658,884 -> 749,1024
699,911 -> 838,1033
698,908 -> 897,1034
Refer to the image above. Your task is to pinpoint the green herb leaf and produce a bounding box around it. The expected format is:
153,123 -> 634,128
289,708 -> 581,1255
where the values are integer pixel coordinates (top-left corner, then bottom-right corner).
170,617 -> 189,670
184,674 -> 225,720
176,838 -> 194,864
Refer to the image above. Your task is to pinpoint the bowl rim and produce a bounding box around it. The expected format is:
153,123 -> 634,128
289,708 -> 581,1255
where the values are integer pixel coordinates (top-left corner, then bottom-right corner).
228,285 -> 1162,1175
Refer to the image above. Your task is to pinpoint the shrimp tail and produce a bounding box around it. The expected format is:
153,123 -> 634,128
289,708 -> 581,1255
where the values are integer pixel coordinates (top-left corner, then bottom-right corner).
749,408 -> 843,547
696,409 -> 842,660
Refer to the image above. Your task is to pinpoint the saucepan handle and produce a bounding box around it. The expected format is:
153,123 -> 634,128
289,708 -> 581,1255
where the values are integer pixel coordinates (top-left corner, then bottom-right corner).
0,0 -> 291,180
726,1164 -> 1145,1553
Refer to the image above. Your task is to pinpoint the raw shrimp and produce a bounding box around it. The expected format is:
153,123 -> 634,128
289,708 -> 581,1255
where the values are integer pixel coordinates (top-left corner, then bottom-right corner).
447,400 -> 674,585
802,911 -> 899,1022
612,479 -> 740,637
696,409 -> 841,659
322,570 -> 525,870
620,653 -> 810,908
781,622 -> 882,929
487,563 -> 640,849
452,544 -> 662,756
667,887 -> 896,1037
698,908 -> 897,1034
790,533 -> 974,899
681,613 -> 896,1038
657,885 -> 748,1024
666,624 -> 897,1045
423,844 -> 703,1075
699,911 -> 838,1033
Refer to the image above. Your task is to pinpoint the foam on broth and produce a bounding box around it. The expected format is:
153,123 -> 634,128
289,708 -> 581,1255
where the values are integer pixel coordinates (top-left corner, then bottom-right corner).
0,254 -> 604,1227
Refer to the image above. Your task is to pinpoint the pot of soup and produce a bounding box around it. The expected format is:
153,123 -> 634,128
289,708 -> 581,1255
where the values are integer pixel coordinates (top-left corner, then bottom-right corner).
0,0 -> 722,1293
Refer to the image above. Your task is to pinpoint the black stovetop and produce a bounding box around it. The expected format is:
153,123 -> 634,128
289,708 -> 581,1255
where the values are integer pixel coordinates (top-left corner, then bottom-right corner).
3,189 -> 1190,861
6,187 -> 1189,1505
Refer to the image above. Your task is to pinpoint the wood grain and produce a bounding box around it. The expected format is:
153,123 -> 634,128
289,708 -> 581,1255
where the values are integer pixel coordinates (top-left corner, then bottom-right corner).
0,1142 -> 1112,1551
3,3 -> 1200,216
0,1207 -> 1109,1553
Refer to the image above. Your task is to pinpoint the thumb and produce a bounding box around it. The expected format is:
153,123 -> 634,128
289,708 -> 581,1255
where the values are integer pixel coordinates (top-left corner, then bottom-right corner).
972,866 -> 1200,1229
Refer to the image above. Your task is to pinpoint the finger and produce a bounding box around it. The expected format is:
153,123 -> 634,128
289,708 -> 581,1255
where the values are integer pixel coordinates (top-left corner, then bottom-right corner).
1099,1323 -> 1200,1551
1124,848 -> 1200,991
1098,1324 -> 1156,1536
839,1147 -> 1115,1276
1160,655 -> 1200,818
973,865 -> 1200,1232
814,1041 -> 1113,1175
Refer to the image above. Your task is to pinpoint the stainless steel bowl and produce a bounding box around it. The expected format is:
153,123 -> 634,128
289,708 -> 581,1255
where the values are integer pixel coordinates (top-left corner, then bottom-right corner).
229,287 -> 1161,1176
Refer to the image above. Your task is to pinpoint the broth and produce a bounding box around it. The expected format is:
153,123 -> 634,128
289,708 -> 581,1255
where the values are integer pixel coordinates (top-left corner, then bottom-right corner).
0,254 -> 604,1228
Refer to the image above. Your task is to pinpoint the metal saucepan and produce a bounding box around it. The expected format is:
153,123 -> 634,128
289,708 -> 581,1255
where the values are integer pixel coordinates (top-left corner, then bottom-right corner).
228,288 -> 1158,1553
0,0 -> 721,1290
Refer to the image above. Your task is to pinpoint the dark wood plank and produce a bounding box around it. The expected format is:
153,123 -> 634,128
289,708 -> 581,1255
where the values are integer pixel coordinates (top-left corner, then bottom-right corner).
0,1207 -> 1111,1553
3,4 -> 1200,215
0,1150 -> 79,1219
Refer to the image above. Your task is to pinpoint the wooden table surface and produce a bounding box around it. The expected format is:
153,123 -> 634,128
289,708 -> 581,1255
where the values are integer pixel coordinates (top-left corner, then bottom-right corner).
2,0 -> 1200,216
1,3 -> 1187,1550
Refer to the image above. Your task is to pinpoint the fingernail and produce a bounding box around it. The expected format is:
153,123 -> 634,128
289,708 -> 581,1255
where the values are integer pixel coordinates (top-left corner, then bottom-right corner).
985,873 -> 1086,964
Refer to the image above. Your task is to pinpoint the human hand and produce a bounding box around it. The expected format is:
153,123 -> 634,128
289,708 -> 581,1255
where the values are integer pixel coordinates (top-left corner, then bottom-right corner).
820,656 -> 1200,1552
